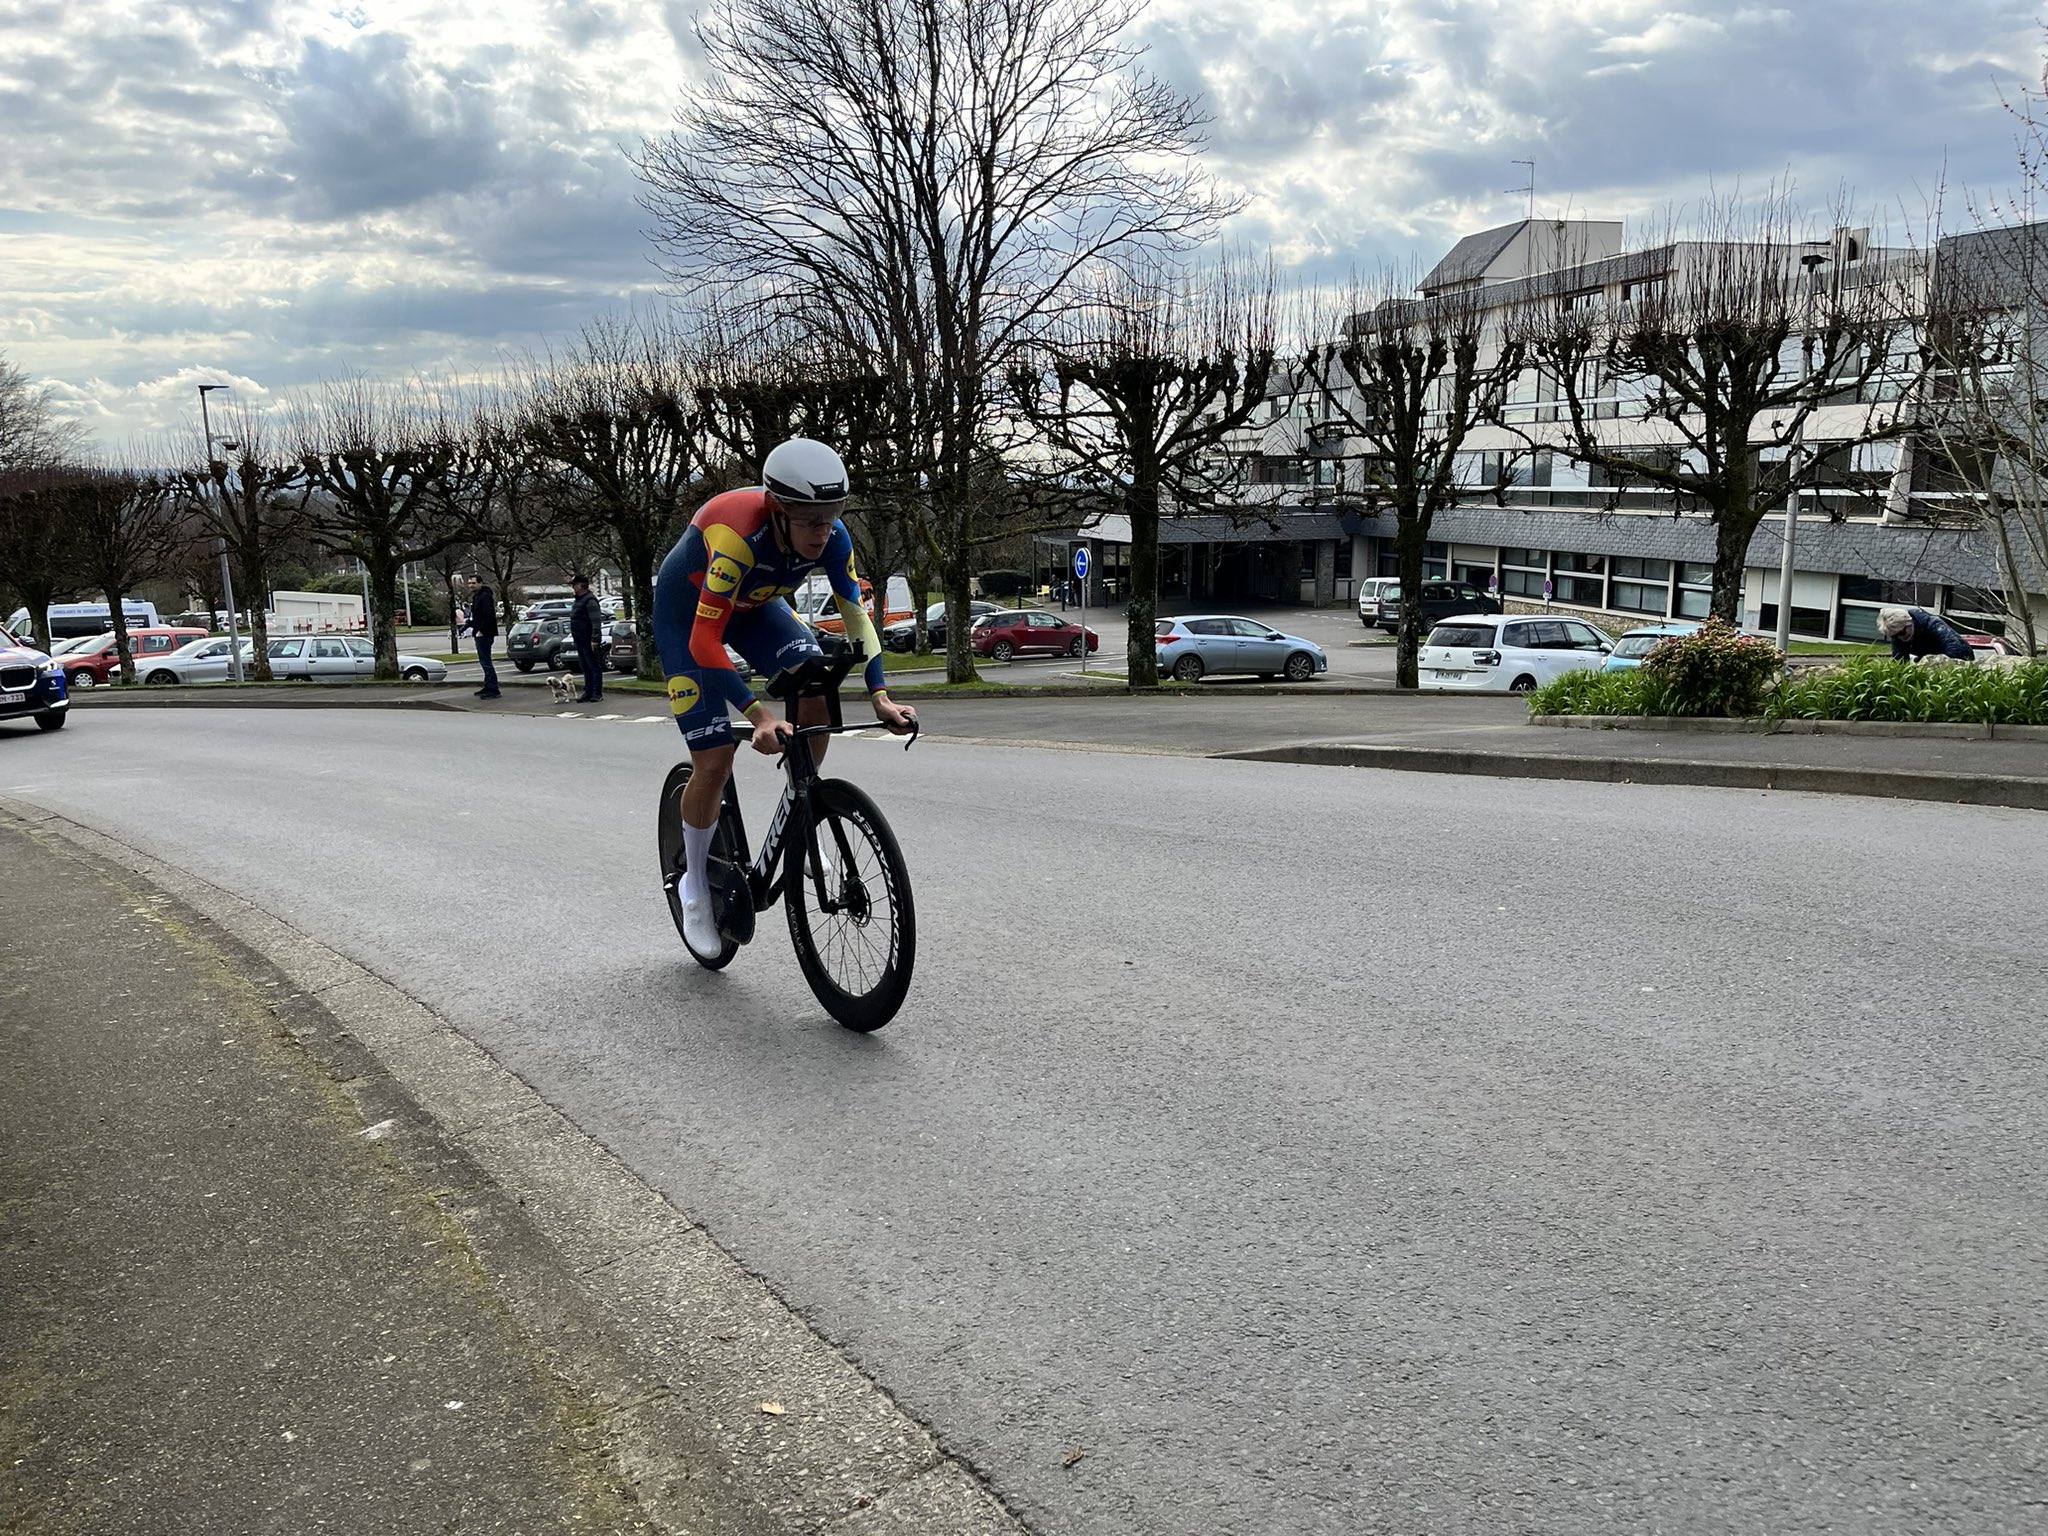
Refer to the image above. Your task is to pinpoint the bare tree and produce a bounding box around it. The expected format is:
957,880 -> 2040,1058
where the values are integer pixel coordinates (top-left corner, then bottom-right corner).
1298,276 -> 1522,689
0,465 -> 84,646
0,354 -> 84,478
522,316 -> 703,681
175,399 -> 308,680
634,0 -> 1232,680
1011,251 -> 1281,685
1512,200 -> 1920,626
291,376 -> 464,680
53,468 -> 187,684
441,389 -> 564,637
1913,223 -> 2048,654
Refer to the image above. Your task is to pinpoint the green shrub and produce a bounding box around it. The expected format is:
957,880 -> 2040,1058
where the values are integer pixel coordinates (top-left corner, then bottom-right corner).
1769,658 -> 2048,725
1636,619 -> 1782,716
1528,667 -> 1662,716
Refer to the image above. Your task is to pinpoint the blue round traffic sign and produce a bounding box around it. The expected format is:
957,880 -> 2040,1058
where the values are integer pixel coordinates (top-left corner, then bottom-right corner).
1073,546 -> 1089,581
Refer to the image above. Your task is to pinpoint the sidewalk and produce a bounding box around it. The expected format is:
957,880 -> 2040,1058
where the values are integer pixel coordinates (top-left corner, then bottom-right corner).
0,814 -> 654,1533
0,809 -> 1024,1536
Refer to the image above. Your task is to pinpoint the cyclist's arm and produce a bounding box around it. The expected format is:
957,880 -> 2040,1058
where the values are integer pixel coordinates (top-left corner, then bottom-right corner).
823,529 -> 888,694
688,529 -> 760,715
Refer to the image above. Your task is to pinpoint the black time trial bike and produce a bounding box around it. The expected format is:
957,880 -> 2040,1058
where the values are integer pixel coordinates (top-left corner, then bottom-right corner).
656,649 -> 917,1032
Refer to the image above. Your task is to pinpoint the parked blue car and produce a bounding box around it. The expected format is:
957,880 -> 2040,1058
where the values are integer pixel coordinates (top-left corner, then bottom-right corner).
0,620 -> 69,731
1601,621 -> 1700,671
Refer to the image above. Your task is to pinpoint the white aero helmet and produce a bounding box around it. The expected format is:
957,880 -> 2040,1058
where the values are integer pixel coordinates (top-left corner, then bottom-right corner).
762,438 -> 849,511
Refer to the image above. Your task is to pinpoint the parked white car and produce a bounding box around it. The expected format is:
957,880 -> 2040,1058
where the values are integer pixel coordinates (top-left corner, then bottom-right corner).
139,636 -> 258,685
1418,614 -> 1613,693
267,635 -> 447,682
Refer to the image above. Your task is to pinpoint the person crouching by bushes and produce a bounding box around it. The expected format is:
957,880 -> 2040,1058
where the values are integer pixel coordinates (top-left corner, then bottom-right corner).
1876,606 -> 1975,664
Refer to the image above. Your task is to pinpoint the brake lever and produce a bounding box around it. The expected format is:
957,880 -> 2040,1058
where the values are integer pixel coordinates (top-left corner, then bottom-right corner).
902,719 -> 919,752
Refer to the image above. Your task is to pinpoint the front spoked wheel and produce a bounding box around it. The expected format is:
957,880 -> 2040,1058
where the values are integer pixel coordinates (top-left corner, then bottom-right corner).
785,779 -> 915,1031
658,763 -> 743,970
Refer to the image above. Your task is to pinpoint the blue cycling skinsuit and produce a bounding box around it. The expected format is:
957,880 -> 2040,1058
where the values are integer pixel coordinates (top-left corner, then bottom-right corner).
652,488 -> 885,748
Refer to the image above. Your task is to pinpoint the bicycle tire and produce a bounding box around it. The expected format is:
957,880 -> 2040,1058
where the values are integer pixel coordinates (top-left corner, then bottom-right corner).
784,778 -> 916,1031
657,763 -> 741,970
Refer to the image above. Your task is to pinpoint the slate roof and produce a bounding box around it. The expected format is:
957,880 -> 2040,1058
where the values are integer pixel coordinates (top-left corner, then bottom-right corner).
1418,223 -> 1523,295
1158,512 -> 1352,545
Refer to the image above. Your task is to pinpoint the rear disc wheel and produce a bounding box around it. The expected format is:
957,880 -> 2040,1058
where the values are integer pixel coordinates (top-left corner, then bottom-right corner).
658,763 -> 742,970
785,779 -> 915,1032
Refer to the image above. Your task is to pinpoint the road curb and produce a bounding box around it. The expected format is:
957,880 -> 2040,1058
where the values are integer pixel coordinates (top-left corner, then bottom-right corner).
1531,713 -> 2048,742
0,797 -> 1031,1536
1218,743 -> 2048,812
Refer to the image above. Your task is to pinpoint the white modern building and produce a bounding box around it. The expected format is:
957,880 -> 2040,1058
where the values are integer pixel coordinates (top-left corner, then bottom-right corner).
1066,217 -> 2046,646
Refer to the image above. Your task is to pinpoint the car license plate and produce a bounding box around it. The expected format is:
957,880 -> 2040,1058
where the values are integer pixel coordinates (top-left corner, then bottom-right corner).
0,691 -> 24,704
1428,669 -> 1458,681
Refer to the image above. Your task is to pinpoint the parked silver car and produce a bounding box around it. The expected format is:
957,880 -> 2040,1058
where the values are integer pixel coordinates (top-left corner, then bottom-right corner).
267,635 -> 448,682
1154,616 -> 1329,682
139,636 -> 259,685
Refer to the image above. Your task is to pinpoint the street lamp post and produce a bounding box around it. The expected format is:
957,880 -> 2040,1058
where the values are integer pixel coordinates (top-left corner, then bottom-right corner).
196,384 -> 245,682
1775,248 -> 1832,654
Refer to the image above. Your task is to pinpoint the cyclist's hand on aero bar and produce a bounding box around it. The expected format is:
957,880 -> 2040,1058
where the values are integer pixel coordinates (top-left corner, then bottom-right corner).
747,713 -> 796,755
872,693 -> 917,736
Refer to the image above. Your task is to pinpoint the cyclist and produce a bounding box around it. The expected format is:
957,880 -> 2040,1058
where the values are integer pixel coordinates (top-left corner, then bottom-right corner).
654,438 -> 917,958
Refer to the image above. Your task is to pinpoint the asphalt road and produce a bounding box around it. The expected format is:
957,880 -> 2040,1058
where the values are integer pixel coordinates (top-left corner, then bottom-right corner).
6,710 -> 2044,1535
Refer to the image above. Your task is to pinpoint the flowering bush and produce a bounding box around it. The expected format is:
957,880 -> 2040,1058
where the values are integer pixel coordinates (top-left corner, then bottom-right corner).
1636,619 -> 1782,716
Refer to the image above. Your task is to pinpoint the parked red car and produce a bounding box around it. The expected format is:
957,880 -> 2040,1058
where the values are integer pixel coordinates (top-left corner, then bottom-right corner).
968,609 -> 1099,661
57,627 -> 211,687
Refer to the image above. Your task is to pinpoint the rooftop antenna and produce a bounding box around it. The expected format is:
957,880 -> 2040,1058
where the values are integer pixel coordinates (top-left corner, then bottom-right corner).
1508,160 -> 1535,221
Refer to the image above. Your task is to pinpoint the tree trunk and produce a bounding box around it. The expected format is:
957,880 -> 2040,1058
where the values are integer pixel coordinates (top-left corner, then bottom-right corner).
909,558 -> 935,652
943,555 -> 977,684
107,585 -> 136,686
626,537 -> 660,682
1126,478 -> 1161,688
1708,509 -> 1754,626
240,546 -> 274,681
1392,511 -> 1428,690
367,557 -> 401,679
19,580 -> 57,656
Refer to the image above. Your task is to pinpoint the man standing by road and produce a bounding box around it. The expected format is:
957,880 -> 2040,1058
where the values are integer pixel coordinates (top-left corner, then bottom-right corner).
569,574 -> 604,704
469,575 -> 501,698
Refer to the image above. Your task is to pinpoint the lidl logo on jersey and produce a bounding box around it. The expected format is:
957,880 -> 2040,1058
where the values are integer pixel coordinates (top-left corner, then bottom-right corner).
666,676 -> 702,715
705,555 -> 746,597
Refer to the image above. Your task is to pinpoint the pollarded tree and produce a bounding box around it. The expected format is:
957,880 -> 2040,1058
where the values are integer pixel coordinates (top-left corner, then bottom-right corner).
1511,200 -> 1921,626
522,316 -> 705,682
291,376 -> 464,679
0,467 -> 84,647
1010,251 -> 1280,686
1299,276 -> 1523,689
634,0 -> 1233,681
51,467 -> 188,684
441,389 -> 566,637
176,399 -> 308,681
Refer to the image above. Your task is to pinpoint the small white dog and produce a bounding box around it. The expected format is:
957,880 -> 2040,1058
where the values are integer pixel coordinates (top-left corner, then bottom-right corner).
547,674 -> 576,704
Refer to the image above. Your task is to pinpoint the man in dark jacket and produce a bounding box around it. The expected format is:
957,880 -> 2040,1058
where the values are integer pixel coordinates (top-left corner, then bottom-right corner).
569,574 -> 605,702
469,575 -> 501,697
1876,605 -> 1974,663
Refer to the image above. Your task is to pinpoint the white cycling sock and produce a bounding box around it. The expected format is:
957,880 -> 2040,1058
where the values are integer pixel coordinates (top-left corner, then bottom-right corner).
681,818 -> 716,905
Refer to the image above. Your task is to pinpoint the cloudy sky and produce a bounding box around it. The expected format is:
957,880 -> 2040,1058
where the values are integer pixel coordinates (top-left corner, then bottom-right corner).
1,0 -> 2037,449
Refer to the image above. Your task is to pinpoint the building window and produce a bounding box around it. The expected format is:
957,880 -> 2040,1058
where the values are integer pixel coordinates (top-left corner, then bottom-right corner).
1610,556 -> 1672,614
1554,551 -> 1606,574
1335,541 -> 1353,579
1554,573 -> 1606,606
1758,603 -> 1832,641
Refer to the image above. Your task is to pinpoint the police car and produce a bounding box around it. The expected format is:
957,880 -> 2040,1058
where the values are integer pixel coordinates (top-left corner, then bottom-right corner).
0,621 -> 69,731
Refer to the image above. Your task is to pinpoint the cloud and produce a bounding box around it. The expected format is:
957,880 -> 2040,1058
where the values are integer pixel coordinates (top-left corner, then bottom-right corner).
1,0 -> 2042,444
